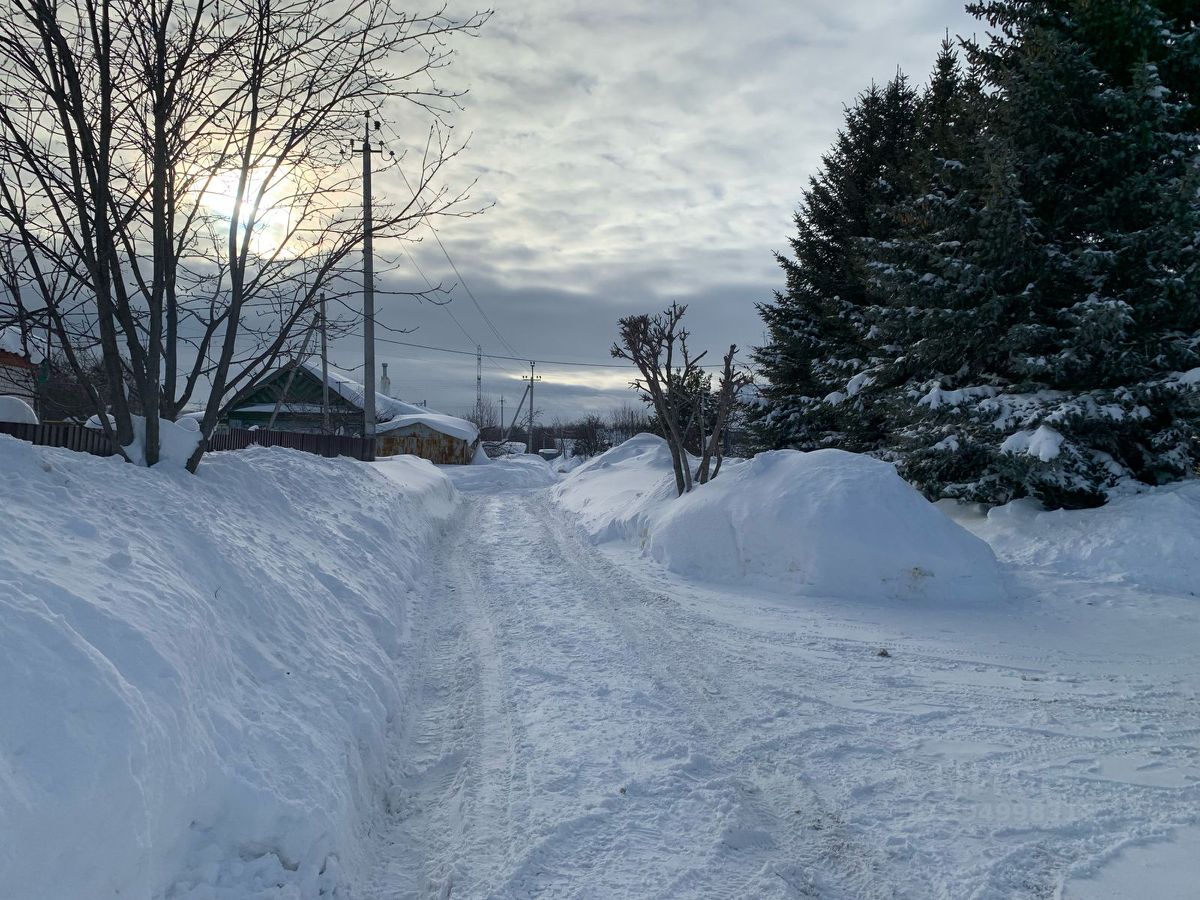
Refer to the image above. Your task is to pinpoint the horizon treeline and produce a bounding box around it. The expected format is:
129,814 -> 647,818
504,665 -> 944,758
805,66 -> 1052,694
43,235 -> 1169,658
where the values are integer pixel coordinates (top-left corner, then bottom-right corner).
752,0 -> 1200,508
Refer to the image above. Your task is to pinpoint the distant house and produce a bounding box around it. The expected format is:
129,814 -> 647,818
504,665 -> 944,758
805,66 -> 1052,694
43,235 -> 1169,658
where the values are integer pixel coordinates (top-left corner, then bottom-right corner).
0,327 -> 41,407
225,363 -> 480,464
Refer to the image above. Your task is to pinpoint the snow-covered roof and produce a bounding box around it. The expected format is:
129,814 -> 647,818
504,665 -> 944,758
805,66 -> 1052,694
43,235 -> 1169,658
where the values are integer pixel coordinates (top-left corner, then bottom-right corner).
298,362 -> 478,444
0,326 -> 45,364
236,402 -> 329,414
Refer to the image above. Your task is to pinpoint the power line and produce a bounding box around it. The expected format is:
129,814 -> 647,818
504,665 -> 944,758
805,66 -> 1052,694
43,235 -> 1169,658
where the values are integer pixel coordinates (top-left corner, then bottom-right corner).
395,243 -> 524,378
346,333 -> 732,370
385,130 -> 522,359
426,222 -> 520,358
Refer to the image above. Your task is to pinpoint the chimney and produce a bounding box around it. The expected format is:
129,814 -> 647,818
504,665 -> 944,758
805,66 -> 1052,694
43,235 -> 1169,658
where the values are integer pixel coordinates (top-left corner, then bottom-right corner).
379,362 -> 391,398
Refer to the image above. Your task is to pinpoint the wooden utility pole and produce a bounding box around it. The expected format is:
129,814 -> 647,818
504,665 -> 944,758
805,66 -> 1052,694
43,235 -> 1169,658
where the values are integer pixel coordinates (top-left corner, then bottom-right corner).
361,115 -> 379,439
353,114 -> 394,438
319,292 -> 329,433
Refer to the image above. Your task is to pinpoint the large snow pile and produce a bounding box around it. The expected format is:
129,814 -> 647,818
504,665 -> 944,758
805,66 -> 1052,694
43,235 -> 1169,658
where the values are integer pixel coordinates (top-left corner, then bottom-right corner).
0,437 -> 459,899
0,395 -> 38,424
953,482 -> 1200,596
554,434 -> 1004,602
551,434 -> 679,542
439,452 -> 557,493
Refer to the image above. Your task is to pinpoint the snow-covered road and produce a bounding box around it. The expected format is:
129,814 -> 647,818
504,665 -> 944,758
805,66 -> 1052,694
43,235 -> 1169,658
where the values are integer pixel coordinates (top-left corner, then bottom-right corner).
353,481 -> 1200,899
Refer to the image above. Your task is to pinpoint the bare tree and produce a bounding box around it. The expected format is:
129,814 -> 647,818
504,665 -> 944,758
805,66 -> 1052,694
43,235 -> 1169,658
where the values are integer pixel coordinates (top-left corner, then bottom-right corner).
608,403 -> 652,444
463,395 -> 499,431
695,344 -> 752,484
612,302 -> 706,497
571,413 -> 609,458
0,0 -> 489,468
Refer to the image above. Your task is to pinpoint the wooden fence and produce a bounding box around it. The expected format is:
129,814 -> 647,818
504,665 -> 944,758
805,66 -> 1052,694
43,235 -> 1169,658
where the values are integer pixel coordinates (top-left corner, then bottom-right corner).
0,421 -> 374,462
0,421 -> 115,457
207,428 -> 376,462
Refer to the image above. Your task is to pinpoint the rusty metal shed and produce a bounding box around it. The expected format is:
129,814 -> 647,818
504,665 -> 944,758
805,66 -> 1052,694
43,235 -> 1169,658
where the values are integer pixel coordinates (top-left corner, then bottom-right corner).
376,420 -> 477,465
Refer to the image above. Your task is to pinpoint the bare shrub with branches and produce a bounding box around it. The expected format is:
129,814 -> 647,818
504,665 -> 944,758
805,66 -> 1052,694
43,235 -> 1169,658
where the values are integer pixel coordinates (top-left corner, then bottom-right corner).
612,303 -> 750,495
570,413 -> 609,458
696,345 -> 753,484
612,302 -> 706,496
0,0 -> 488,468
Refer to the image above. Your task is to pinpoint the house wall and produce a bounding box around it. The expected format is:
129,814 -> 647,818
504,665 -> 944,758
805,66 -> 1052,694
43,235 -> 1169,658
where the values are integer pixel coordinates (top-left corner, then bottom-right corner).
0,359 -> 36,405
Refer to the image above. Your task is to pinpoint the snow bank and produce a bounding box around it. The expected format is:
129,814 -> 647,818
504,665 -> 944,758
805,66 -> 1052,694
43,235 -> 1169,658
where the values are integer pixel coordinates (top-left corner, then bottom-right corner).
0,395 -> 38,424
0,437 -> 460,899
552,434 -> 679,542
440,452 -> 557,493
83,414 -> 203,466
553,453 -> 585,474
555,435 -> 1004,603
957,481 -> 1200,596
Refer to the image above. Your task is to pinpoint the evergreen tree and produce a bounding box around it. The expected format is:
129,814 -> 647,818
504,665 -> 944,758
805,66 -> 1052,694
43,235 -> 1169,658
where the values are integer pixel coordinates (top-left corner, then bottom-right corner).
751,75 -> 921,452
924,0 -> 1200,507
847,4 -> 1197,508
755,2 -> 1200,508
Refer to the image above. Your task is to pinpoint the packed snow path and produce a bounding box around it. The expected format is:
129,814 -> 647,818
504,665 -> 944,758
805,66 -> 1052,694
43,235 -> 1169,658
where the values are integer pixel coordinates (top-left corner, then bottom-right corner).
354,484 -> 1200,899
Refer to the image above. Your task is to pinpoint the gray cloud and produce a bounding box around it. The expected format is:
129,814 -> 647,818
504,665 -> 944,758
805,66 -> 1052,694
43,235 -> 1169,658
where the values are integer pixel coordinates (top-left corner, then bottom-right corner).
328,0 -> 979,420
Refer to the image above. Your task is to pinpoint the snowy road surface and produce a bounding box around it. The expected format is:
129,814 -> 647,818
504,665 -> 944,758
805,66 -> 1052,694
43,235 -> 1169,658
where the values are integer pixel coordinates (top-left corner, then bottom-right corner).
352,480 -> 1200,899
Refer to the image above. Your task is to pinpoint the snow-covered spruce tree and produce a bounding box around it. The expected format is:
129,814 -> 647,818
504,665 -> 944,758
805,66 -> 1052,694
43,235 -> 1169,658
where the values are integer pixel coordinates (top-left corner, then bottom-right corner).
860,4 -> 1200,509
750,76 -> 921,452
858,41 -> 1040,502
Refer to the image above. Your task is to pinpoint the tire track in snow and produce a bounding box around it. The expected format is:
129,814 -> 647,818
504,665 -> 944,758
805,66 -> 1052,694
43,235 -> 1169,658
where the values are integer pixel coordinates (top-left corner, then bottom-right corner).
354,485 -> 1200,900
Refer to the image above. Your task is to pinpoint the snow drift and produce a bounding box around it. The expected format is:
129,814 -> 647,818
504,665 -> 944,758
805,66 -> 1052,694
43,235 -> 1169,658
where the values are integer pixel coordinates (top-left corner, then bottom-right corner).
955,481 -> 1200,596
440,451 -> 557,493
554,434 -> 1004,603
0,437 -> 459,899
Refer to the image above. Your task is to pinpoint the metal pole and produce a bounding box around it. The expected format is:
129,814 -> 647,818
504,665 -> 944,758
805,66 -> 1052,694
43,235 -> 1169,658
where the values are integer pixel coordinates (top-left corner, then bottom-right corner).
319,292 -> 329,434
362,115 -> 376,439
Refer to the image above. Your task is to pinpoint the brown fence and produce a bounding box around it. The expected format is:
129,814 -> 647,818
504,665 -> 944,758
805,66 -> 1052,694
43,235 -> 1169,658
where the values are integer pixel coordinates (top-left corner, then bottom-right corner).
0,421 -> 116,457
207,428 -> 375,462
0,421 -> 373,462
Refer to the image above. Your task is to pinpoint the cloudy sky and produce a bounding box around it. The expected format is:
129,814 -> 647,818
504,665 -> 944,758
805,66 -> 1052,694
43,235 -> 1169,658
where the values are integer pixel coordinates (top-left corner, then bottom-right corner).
336,0 -> 979,422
